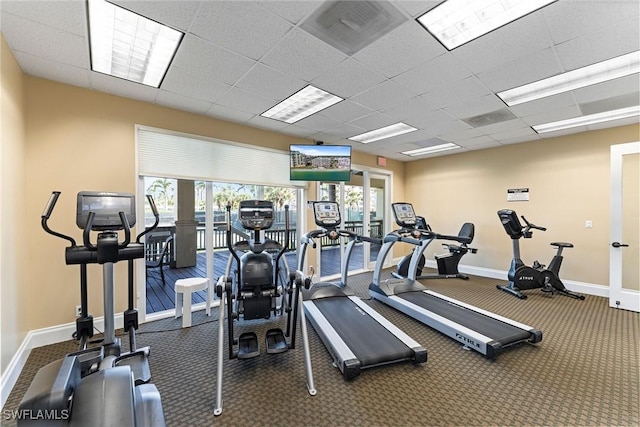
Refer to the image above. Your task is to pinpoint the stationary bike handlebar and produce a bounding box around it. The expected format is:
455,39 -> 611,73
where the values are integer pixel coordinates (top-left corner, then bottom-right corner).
520,215 -> 547,234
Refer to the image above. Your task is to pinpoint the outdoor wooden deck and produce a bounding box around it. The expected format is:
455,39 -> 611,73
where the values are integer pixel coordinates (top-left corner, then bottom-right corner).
145,244 -> 378,314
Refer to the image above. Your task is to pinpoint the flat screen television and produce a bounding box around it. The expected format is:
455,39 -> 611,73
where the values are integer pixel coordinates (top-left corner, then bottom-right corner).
290,144 -> 351,182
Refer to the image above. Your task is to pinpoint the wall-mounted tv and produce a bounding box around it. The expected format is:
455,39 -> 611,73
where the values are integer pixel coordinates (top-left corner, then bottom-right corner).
290,144 -> 352,182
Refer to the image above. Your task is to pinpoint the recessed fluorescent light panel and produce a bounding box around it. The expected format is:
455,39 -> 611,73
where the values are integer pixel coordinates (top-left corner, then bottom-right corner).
349,123 -> 418,144
88,0 -> 183,87
261,85 -> 343,124
532,106 -> 640,133
417,0 -> 556,50
402,143 -> 460,156
499,51 -> 640,106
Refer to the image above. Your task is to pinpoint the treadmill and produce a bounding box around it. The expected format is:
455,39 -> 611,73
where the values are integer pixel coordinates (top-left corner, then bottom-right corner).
369,202 -> 543,359
299,201 -> 427,379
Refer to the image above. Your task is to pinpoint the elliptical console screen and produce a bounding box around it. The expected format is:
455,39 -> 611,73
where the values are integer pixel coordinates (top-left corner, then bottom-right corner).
392,202 -> 417,227
238,200 -> 274,230
312,201 -> 341,227
76,191 -> 136,231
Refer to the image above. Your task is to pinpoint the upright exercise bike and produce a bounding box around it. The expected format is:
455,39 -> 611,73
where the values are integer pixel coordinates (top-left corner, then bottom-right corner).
214,200 -> 316,416
18,191 -> 166,426
496,209 -> 585,300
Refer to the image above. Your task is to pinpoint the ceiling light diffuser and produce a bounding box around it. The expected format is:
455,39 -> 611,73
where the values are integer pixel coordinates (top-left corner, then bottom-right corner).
349,123 -> 418,144
402,143 -> 460,156
499,51 -> 640,106
417,0 -> 556,50
88,0 -> 183,88
532,106 -> 640,133
261,85 -> 343,124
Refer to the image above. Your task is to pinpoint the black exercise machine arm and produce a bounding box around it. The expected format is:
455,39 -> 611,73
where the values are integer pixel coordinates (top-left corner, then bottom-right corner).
41,191 -> 77,247
521,216 -> 547,235
274,205 -> 290,285
226,204 -> 242,272
136,195 -> 160,244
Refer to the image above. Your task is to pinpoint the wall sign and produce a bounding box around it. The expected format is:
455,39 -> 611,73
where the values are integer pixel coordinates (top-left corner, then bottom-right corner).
507,187 -> 529,202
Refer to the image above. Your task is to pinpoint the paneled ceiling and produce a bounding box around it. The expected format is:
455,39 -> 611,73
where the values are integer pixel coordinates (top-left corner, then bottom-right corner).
1,0 -> 639,161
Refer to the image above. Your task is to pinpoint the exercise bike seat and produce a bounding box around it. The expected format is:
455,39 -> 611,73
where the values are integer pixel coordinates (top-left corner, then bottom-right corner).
550,242 -> 573,248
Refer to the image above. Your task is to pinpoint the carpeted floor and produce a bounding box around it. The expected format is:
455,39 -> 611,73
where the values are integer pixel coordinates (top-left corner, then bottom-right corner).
3,269 -> 639,426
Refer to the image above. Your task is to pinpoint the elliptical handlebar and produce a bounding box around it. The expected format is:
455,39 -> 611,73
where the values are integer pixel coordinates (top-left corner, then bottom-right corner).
136,195 -> 160,244
42,191 -> 77,247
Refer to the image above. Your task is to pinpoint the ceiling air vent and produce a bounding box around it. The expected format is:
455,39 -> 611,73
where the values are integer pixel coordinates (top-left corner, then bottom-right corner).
300,1 -> 407,56
462,108 -> 517,128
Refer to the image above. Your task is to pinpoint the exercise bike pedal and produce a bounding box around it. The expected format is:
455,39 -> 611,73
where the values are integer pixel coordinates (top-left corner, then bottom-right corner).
265,328 -> 288,354
237,332 -> 260,359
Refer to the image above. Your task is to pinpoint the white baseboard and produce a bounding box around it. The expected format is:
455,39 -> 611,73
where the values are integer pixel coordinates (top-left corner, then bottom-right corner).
0,302 -> 219,409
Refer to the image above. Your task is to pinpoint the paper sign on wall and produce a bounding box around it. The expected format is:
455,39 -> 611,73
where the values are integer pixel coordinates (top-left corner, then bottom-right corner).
507,188 -> 529,202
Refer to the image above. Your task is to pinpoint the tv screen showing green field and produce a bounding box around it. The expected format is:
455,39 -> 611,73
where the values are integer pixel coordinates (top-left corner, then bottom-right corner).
290,145 -> 351,181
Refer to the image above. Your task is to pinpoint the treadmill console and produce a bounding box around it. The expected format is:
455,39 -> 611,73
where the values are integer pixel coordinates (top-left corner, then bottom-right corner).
392,202 -> 417,228
312,201 -> 341,228
238,200 -> 274,230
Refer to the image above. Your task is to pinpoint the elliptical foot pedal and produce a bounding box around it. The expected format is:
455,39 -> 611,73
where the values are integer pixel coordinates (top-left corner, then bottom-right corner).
238,332 -> 260,359
114,347 -> 152,385
265,329 -> 288,354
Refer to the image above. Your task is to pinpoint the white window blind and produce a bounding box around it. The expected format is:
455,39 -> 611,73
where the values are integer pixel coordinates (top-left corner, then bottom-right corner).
136,126 -> 306,187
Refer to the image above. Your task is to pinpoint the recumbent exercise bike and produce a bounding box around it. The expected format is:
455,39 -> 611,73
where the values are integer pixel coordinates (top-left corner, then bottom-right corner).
496,209 -> 585,300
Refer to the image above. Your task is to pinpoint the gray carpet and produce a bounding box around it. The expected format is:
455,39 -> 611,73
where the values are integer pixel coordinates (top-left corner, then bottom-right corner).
3,269 -> 639,426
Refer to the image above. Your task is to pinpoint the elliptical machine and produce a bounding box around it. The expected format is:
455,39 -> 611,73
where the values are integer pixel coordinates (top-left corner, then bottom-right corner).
394,215 -> 477,280
496,209 -> 585,300
214,200 -> 316,416
18,191 -> 165,426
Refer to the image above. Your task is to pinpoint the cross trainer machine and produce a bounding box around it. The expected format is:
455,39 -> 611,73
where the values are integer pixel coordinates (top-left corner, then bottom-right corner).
214,201 -> 316,416
394,216 -> 477,281
298,201 -> 427,379
18,191 -> 165,426
369,202 -> 542,359
496,209 -> 585,300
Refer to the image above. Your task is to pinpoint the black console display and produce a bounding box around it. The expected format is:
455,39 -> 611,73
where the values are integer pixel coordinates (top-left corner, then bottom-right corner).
391,202 -> 417,227
76,191 -> 136,231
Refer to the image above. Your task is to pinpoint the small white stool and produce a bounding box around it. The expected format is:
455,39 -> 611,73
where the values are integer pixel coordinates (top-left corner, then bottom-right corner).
174,277 -> 211,327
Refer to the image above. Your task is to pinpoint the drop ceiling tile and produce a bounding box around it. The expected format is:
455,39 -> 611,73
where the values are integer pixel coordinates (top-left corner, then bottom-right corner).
498,135 -> 541,145
312,59 -> 386,98
520,105 -> 582,127
318,100 -> 375,124
2,13 -> 87,68
155,91 -> 212,115
346,111 -> 398,131
394,1 -> 440,18
555,16 -> 640,71
162,67 -> 231,103
1,0 -> 86,35
422,76 -> 492,109
279,125 -> 319,138
214,87 -> 277,115
171,35 -> 256,86
381,96 -> 438,125
477,48 -> 562,92
90,72 -> 158,103
587,115 -> 639,131
351,79 -> 417,111
541,0 -> 640,45
204,104 -> 254,123
294,113 -> 346,133
451,12 -> 551,74
110,0 -> 200,31
391,52 -> 472,96
508,92 -> 577,117
572,74 -> 640,105
234,63 -> 307,101
190,1 -> 293,60
256,1 -> 322,24
489,125 -> 537,142
14,52 -> 90,88
455,135 -> 495,147
354,20 -> 444,78
260,28 -> 347,81
245,115 -> 291,132
443,95 -> 507,120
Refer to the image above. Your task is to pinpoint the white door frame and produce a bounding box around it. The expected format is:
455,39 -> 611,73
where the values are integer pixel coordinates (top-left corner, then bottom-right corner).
609,141 -> 640,312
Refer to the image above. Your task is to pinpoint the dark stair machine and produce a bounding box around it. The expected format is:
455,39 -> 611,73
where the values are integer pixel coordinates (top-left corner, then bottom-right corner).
214,201 -> 316,416
18,191 -> 165,426
369,202 -> 543,359
298,201 -> 427,379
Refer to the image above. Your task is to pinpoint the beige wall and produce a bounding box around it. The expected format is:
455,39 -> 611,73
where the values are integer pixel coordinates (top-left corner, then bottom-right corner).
405,124 -> 640,286
1,34 -> 28,374
23,77 -> 404,334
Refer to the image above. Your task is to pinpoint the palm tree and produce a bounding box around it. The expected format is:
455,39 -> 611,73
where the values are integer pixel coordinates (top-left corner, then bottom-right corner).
147,178 -> 175,211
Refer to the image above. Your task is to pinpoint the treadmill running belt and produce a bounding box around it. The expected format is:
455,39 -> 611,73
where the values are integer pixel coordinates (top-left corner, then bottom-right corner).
399,292 -> 531,345
313,297 -> 415,366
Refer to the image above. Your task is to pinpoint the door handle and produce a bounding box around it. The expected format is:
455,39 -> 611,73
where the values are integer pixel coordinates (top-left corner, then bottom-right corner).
611,242 -> 629,248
